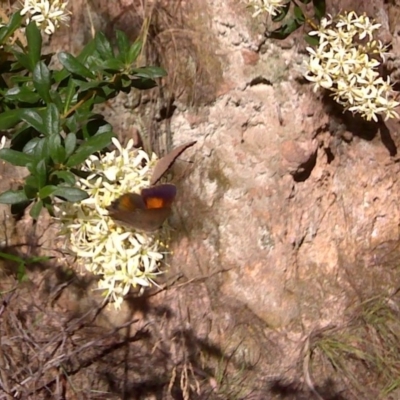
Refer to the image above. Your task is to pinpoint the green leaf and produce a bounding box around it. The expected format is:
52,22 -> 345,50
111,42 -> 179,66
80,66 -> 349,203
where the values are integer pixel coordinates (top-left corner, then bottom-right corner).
71,78 -> 106,91
38,185 -> 58,199
5,87 -> 41,103
0,109 -> 24,130
30,199 -> 43,219
24,176 -> 39,198
131,66 -> 167,79
271,2 -> 290,22
33,61 -> 51,104
116,30 -> 130,62
63,77 -> 77,113
0,11 -> 23,43
313,0 -> 326,21
76,37 -> 97,63
12,51 -> 31,70
0,190 -> 28,204
0,149 -> 33,166
35,159 -> 47,188
50,90 -> 63,110
58,52 -> 95,79
64,133 -> 76,158
53,186 -> 89,202
66,131 -> 113,167
32,137 -> 50,162
26,21 -> 42,71
44,103 -> 60,136
23,138 -> 41,156
50,170 -> 76,185
20,109 -> 45,134
48,134 -> 66,164
101,59 -> 125,72
0,252 -> 25,263
95,31 -> 114,59
130,78 -> 157,90
127,40 -> 142,64
304,34 -> 319,46
268,19 -> 302,40
294,5 -> 305,23
17,262 -> 29,282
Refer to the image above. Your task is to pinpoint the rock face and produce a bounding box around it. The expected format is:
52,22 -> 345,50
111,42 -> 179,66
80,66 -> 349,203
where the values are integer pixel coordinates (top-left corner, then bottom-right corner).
169,0 -> 400,333
3,0 -> 400,398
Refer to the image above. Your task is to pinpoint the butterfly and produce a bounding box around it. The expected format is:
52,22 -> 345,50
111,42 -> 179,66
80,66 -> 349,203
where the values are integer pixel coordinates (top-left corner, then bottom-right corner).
107,141 -> 196,231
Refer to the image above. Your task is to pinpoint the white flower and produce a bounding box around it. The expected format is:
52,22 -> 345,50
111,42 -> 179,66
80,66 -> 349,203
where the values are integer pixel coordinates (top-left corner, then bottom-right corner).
304,11 -> 399,122
247,0 -> 289,18
0,136 -> 7,150
55,138 -> 171,309
20,0 -> 70,35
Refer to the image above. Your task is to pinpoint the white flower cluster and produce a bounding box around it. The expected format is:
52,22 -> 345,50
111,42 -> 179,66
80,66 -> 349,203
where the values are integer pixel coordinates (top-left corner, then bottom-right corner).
20,0 -> 70,35
247,0 -> 289,18
304,11 -> 400,122
55,138 -> 170,309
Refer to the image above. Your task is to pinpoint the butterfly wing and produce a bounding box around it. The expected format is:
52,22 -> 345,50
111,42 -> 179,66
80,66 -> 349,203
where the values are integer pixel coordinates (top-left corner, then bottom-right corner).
150,141 -> 197,185
107,185 -> 176,231
141,184 -> 177,208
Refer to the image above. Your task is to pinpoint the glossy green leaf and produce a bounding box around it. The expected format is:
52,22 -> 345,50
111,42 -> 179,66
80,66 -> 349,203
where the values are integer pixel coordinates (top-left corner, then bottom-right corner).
35,159 -> 47,188
127,40 -> 142,64
76,37 -> 97,63
13,51 -> 31,70
64,132 -> 76,158
58,52 -> 95,79
48,134 -> 66,164
20,109 -> 45,134
116,30 -> 130,62
0,148 -> 33,166
50,170 -> 76,185
66,131 -> 113,167
5,87 -> 41,103
30,199 -> 43,219
53,186 -> 89,202
131,66 -> 166,79
95,31 -> 114,59
24,180 -> 38,199
26,21 -> 42,70
101,59 -> 125,72
64,115 -> 78,135
0,11 -> 23,43
33,61 -> 51,104
0,190 -> 28,204
38,185 -> 58,199
44,103 -> 60,136
63,77 -> 77,112
23,138 -> 41,155
33,137 -> 50,162
313,0 -> 326,21
71,78 -> 106,91
0,109 -> 24,129
50,90 -> 63,110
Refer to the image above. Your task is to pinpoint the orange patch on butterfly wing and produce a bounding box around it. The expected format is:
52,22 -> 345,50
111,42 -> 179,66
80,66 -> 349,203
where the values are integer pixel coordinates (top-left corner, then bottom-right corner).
141,184 -> 177,209
145,196 -> 168,209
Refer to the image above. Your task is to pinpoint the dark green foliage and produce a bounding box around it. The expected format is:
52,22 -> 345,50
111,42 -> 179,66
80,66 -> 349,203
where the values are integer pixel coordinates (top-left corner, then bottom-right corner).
0,16 -> 166,220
